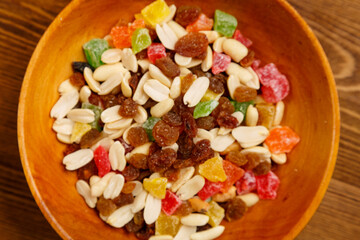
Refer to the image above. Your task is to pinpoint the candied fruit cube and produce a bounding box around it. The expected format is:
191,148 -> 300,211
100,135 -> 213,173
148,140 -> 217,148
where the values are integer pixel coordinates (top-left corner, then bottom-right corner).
70,122 -> 91,143
201,89 -> 223,102
82,103 -> 102,131
214,10 -> 237,37
143,177 -> 168,199
212,52 -> 231,75
186,13 -> 213,32
265,126 -> 300,154
220,160 -> 245,193
197,179 -> 222,201
141,0 -> 171,27
235,170 -> 257,195
82,39 -> 109,68
132,28 -> 152,54
93,145 -> 111,177
256,103 -> 275,129
110,26 -> 131,49
155,213 -> 181,236
199,156 -> 227,182
233,29 -> 253,48
256,171 -> 280,199
205,201 -> 225,227
142,117 -> 161,141
193,100 -> 219,119
161,190 -> 182,216
147,43 -> 166,64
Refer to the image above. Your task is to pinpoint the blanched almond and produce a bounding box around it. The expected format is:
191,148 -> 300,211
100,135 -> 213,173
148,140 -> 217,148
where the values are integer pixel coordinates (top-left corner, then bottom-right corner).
237,193 -> 259,207
245,105 -> 258,126
220,141 -> 241,155
271,152 -> 287,164
93,63 -> 127,81
227,74 -> 241,99
232,111 -> 244,125
144,193 -> 162,224
143,79 -> 170,102
222,38 -> 248,62
58,79 -> 78,95
151,98 -> 174,117
185,59 -> 202,68
149,64 -> 172,87
160,4 -> 176,24
162,143 -> 179,152
171,167 -> 195,192
149,235 -> 173,240
130,181 -> 143,196
201,46 -> 212,72
101,105 -> 121,123
79,85 -> 91,103
170,76 -> 181,99
106,118 -> 133,130
211,134 -> 235,152
103,174 -> 125,199
274,101 -> 285,126
63,149 -> 93,171
241,146 -> 271,162
56,133 -> 72,144
245,67 -> 260,89
133,72 -> 150,105
179,67 -> 192,76
91,172 -> 115,197
90,137 -> 114,152
167,20 -> 188,38
175,53 -> 192,66
120,48 -> 138,72
126,142 -> 153,160
50,90 -> 79,119
232,126 -> 269,148
121,71 -> 132,97
83,67 -> 100,92
183,77 -> 209,107
176,175 -> 205,200
76,180 -> 97,208
181,214 -> 209,227
190,226 -> 225,240
52,118 -> 74,135
193,129 -> 214,144
174,225 -> 197,240
138,59 -> 150,73
99,71 -> 123,95
213,37 -> 226,53
107,204 -> 134,228
67,109 -> 95,123
212,186 -> 236,202
199,30 -> 220,43
131,190 -> 148,213
101,48 -> 122,64
156,23 -> 178,50
226,63 -> 253,87
108,128 -> 126,140
217,127 -> 232,136
109,141 -> 126,171
134,105 -> 148,123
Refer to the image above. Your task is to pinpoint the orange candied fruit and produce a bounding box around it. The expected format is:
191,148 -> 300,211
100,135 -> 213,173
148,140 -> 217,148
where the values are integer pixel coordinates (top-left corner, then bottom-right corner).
110,19 -> 146,49
186,13 -> 214,32
265,126 -> 300,154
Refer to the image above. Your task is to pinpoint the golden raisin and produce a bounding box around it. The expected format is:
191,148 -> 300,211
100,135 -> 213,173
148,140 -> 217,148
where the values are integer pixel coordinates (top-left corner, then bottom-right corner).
121,182 -> 137,194
80,129 -> 101,148
225,197 -> 247,221
225,151 -> 248,167
233,85 -> 257,103
175,32 -> 208,58
69,72 -> 85,88
128,153 -> 148,169
118,98 -> 139,118
243,153 -> 261,170
113,193 -> 134,208
153,120 -> 180,147
127,127 -> 149,147
155,57 -> 180,78
174,201 -> 193,217
240,50 -> 255,68
96,196 -> 117,217
181,73 -> 196,94
256,103 -> 276,129
253,161 -> 271,176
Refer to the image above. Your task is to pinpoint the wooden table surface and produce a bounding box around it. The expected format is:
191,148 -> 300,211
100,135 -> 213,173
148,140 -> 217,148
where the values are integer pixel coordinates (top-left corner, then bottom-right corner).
0,0 -> 359,239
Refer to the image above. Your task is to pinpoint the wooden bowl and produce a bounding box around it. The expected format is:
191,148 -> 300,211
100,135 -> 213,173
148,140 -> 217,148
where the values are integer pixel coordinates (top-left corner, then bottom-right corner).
18,0 -> 340,239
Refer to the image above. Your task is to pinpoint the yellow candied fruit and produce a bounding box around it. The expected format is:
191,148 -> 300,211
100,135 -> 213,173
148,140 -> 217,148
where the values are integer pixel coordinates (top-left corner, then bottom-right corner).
143,177 -> 168,199
70,122 -> 91,143
140,0 -> 171,27
201,89 -> 223,102
199,156 -> 227,182
134,13 -> 152,27
155,213 -> 181,236
206,201 -> 225,227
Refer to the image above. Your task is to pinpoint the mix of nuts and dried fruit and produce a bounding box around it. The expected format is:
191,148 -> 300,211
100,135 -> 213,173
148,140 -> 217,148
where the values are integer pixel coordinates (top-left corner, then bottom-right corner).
50,0 -> 300,239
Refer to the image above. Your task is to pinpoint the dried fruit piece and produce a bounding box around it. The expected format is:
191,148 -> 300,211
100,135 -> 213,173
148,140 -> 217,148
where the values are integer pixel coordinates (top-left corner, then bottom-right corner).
122,182 -> 137,194
162,190 -> 183,216
196,116 -> 216,130
256,171 -> 280,199
163,112 -> 182,127
119,98 -> 139,118
128,153 -> 148,169
148,148 -> 177,173
253,161 -> 271,176
77,161 -> 98,182
122,165 -> 140,181
93,145 -> 111,177
205,201 -> 225,227
265,126 -> 300,154
181,73 -> 196,94
177,133 -> 194,159
236,170 -> 257,195
128,127 -> 149,147
182,111 -> 198,138
193,100 -> 219,119
155,56 -> 180,78
191,139 -> 214,164
148,43 -> 167,64
175,5 -> 201,27
125,218 -> 144,233
197,179 -> 222,201
212,97 -> 235,118
212,52 -> 231,75
186,13 -> 213,32
209,75 -> 225,94
153,120 -> 180,147
132,28 -> 152,54
217,111 -> 238,129
174,201 -> 193,217
113,192 -> 134,207
63,143 -> 80,156
242,152 -> 261,170
83,39 -> 109,68
225,151 -> 248,167
220,160 -> 244,193
240,50 -> 255,67
256,103 -> 276,129
96,196 -> 117,217
69,72 -> 85,88
141,0 -> 171,27
188,198 -> 210,213
233,29 -> 253,48
110,26 -> 131,49
233,85 -> 257,103
175,32 -> 208,58
142,117 -> 161,141
214,10 -> 237,37
155,213 -> 181,236
225,197 -> 247,221
82,103 -> 102,131
230,100 -> 254,118
143,177 -> 168,199
199,156 -> 227,182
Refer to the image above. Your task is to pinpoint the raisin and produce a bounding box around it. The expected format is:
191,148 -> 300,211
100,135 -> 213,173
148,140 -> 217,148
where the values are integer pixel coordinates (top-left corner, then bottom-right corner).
136,49 -> 148,60
136,170 -> 152,181
196,116 -> 216,130
217,111 -> 238,129
125,219 -> 143,233
77,161 -> 98,182
136,225 -> 155,240
175,32 -> 208,58
118,98 -> 139,118
72,61 -> 93,73
153,120 -> 180,147
173,158 -> 195,169
225,197 -> 248,221
177,133 -> 194,159
240,50 -> 255,68
243,153 -> 261,170
96,196 -> 117,217
88,93 -> 102,107
100,94 -> 119,109
174,201 -> 193,217
113,193 -> 134,207
162,112 -> 182,127
212,73 -> 227,83
155,57 -> 180,78
225,151 -> 248,167
128,153 -> 148,169
127,127 -> 149,147
147,148 -> 177,173
233,85 -> 257,103
191,139 -> 214,164
162,168 -> 180,182
253,161 -> 271,176
142,98 -> 157,109
118,137 -> 135,154
212,97 -> 235,117
122,165 -> 140,181
148,28 -> 158,41
197,224 -> 212,232
175,6 -> 201,27
63,143 -> 80,156
129,72 -> 140,92
121,182 -> 136,194
182,111 -> 197,138
209,75 -> 225,93
190,67 -> 207,78
69,72 -> 85,88
181,73 -> 196,94
134,210 -> 145,225
149,142 -> 161,155
79,129 -> 101,148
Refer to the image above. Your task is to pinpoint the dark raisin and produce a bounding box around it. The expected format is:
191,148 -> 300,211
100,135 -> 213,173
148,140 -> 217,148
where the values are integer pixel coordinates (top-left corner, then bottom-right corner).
118,137 -> 135,154
69,72 -> 85,88
153,120 -> 180,147
136,170 -> 152,181
63,143 -> 80,156
122,165 -> 140,181
125,219 -> 143,233
162,111 -> 182,127
128,153 -> 148,169
129,73 -> 140,92
127,127 -> 149,147
80,129 -> 101,148
196,116 -> 216,130
240,50 -> 255,68
142,98 -> 157,109
162,168 -> 180,182
225,197 -> 248,221
191,139 -> 214,164
243,153 -> 261,170
225,151 -> 248,167
135,225 -> 155,240
149,142 -> 161,155
155,57 -> 180,78
72,61 -> 93,73
147,148 -> 177,173
136,49 -> 148,60
88,92 -> 102,107
209,75 -> 225,93
233,85 -> 257,103
113,193 -> 134,207
212,97 -> 234,118
197,224 -> 212,232
96,196 -> 117,217
148,28 -> 158,41
175,6 -> 201,27
173,158 -> 195,169
77,161 -> 98,182
134,210 -> 145,225
181,73 -> 196,94
190,67 -> 207,78
175,32 -> 208,58
182,111 -> 197,138
177,133 -> 194,159
166,50 -> 176,61
253,161 -> 271,176
100,94 -> 119,109
118,98 -> 139,118
217,111 -> 238,129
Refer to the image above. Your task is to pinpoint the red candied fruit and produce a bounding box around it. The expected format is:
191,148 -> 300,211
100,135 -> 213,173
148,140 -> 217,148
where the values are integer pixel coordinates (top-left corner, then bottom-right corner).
233,29 -> 253,48
256,63 -> 290,103
186,13 -> 213,32
147,43 -> 167,64
255,171 -> 280,199
212,52 -> 231,75
235,170 -> 257,195
93,145 -> 111,177
220,160 -> 245,193
197,179 -> 222,201
265,126 -> 300,154
161,190 -> 183,216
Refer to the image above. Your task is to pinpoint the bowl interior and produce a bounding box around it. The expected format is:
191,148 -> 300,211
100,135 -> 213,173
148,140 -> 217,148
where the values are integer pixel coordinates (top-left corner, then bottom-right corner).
18,0 -> 339,239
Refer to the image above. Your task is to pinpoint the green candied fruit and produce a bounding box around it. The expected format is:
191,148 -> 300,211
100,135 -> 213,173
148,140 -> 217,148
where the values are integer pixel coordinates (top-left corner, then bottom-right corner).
132,28 -> 152,54
83,39 -> 109,68
231,100 -> 254,118
214,10 -> 238,37
82,102 -> 102,131
193,100 -> 219,119
142,117 -> 161,141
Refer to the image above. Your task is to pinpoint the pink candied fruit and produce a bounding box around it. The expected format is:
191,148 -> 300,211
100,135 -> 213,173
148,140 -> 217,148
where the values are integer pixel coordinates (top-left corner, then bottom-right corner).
256,63 -> 290,103
93,145 -> 111,177
161,190 -> 182,215
255,171 -> 280,200
197,179 -> 222,201
233,29 -> 253,48
147,43 -> 166,64
212,52 -> 231,75
235,170 -> 257,195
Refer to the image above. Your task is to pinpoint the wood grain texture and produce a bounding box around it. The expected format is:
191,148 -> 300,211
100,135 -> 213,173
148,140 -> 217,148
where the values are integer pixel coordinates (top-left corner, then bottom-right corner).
0,0 -> 357,240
